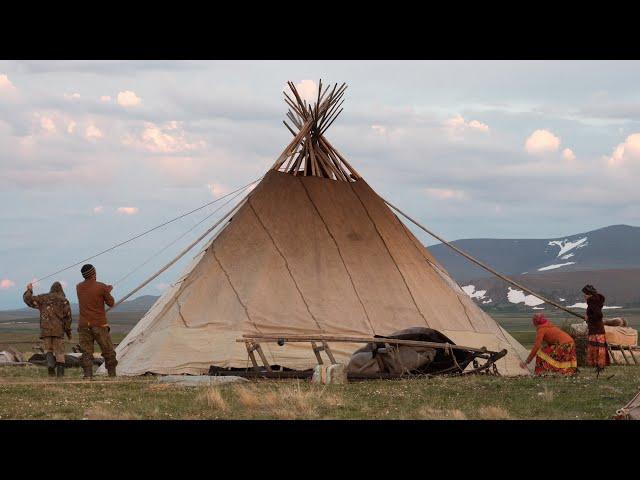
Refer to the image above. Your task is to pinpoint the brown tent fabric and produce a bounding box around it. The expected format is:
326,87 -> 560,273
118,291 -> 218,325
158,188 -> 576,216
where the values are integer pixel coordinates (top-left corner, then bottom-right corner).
104,170 -> 529,376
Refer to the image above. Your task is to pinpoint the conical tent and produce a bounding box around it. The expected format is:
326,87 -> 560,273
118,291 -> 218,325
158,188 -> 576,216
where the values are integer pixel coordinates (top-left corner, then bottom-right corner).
106,82 -> 530,376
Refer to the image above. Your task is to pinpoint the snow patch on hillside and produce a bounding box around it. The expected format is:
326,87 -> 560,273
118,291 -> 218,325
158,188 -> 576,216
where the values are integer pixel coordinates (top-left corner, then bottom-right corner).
548,237 -> 588,257
566,302 -> 623,309
507,287 -> 545,307
462,285 -> 487,300
538,262 -> 576,271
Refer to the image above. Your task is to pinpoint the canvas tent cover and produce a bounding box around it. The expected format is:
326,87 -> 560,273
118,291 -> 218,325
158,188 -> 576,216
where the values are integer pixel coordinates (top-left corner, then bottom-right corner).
105,170 -> 529,376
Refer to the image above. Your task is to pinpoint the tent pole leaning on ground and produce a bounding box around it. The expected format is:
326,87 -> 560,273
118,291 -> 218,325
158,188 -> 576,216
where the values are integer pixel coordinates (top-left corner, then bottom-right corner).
384,199 -> 584,320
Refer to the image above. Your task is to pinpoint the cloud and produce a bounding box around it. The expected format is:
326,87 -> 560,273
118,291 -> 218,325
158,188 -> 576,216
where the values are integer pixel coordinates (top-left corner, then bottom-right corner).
93,206 -> 104,214
100,95 -> 111,102
371,124 -> 387,135
117,90 -> 142,107
0,74 -> 18,96
288,80 -> 317,104
562,148 -> 576,161
444,115 -> 489,135
155,283 -> 170,291
0,279 -> 15,290
85,124 -> 103,139
117,207 -> 139,215
425,188 -> 467,200
63,92 -> 81,100
67,120 -> 76,134
39,115 -> 56,134
604,133 -> 640,167
524,129 -> 560,154
123,121 -> 205,154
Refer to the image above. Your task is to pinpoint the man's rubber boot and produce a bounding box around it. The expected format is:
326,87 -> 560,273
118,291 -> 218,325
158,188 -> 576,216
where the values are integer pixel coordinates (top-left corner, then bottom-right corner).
46,352 -> 56,377
107,366 -> 116,378
55,363 -> 65,378
83,366 -> 93,379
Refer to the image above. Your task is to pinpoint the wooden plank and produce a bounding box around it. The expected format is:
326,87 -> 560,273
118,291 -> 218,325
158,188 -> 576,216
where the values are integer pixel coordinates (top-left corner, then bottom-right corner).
255,344 -> 273,372
323,341 -> 337,364
239,334 -> 490,354
311,341 -> 324,365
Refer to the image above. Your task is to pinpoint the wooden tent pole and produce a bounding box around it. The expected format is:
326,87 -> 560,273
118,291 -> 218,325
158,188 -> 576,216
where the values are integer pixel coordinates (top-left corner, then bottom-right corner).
384,199 -> 584,319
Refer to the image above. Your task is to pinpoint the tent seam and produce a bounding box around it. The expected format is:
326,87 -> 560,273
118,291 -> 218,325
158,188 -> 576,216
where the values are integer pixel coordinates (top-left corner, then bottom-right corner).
349,183 -> 431,330
247,199 -> 325,334
297,178 -> 376,336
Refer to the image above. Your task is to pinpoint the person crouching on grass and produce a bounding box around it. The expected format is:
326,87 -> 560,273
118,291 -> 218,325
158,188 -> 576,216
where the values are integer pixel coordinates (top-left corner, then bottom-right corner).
23,281 -> 72,378
582,284 -> 610,374
76,264 -> 117,379
519,313 -> 577,376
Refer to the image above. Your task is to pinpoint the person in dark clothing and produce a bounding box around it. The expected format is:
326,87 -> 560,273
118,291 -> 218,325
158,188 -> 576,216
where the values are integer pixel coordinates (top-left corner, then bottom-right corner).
582,284 -> 609,372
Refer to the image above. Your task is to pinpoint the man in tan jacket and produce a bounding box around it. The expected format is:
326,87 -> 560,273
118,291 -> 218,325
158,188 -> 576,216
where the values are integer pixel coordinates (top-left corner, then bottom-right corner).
76,264 -> 117,378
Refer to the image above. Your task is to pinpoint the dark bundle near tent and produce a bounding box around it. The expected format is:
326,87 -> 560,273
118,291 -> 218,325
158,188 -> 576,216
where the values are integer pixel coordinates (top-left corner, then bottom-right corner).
348,327 -> 476,376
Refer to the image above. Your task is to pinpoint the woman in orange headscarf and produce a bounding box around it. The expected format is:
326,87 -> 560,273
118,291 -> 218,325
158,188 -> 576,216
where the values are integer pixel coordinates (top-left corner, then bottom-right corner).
520,313 -> 577,376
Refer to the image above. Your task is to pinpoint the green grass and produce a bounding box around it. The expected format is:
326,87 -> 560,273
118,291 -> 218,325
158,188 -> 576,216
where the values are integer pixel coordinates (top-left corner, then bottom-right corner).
0,365 -> 637,420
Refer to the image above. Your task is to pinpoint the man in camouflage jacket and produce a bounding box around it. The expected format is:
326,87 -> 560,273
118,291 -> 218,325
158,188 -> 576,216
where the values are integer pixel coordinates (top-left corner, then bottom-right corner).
23,281 -> 72,377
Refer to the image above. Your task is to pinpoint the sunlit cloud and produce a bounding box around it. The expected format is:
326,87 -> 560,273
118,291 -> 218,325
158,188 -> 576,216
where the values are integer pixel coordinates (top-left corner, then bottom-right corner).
562,148 -> 576,161
524,129 -> 560,154
604,133 -> 640,167
117,207 -> 139,215
117,90 -> 141,107
0,279 -> 15,290
85,124 -> 103,139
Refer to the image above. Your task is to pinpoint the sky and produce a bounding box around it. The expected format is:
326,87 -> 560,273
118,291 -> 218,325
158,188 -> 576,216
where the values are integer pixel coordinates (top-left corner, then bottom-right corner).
1,60 -> 639,309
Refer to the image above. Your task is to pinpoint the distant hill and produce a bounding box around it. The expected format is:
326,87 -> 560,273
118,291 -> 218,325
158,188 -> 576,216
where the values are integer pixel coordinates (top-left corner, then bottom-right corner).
427,224 -> 640,310
428,224 -> 640,282
0,294 -> 160,322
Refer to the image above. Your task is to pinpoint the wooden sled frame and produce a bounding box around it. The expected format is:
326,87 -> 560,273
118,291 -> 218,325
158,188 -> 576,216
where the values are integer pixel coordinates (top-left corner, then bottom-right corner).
607,343 -> 640,366
210,334 -> 508,380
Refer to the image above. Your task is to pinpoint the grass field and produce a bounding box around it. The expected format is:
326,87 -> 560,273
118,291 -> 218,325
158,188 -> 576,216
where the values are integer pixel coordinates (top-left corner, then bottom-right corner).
1,308 -> 638,420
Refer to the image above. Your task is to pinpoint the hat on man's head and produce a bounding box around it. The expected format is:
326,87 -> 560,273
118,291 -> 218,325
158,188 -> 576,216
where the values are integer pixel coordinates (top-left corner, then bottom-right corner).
581,284 -> 598,295
81,264 -> 96,279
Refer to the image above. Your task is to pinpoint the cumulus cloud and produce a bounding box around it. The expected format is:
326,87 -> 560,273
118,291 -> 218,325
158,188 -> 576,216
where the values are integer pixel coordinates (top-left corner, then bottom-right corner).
117,90 -> 141,107
0,74 -> 18,96
444,115 -> 489,133
562,148 -> 576,161
371,124 -> 387,135
85,124 -> 103,139
63,92 -> 81,100
0,279 -> 15,290
524,129 -> 560,154
288,79 -> 317,104
604,133 -> 640,167
100,95 -> 111,102
425,188 -> 467,200
39,115 -> 56,134
123,121 -> 205,154
117,207 -> 139,215
67,120 -> 76,134
93,206 -> 104,214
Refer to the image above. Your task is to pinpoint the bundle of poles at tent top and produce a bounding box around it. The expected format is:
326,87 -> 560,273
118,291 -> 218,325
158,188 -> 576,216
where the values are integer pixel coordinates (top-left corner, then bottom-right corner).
30,79 -> 585,321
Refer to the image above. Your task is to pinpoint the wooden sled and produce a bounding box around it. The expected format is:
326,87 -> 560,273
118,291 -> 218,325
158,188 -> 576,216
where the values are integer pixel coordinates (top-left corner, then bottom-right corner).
208,334 -> 508,380
607,343 -> 640,366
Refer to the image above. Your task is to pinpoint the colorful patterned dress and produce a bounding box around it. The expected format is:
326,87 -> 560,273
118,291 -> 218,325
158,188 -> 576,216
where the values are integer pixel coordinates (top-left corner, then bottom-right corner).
527,323 -> 577,376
